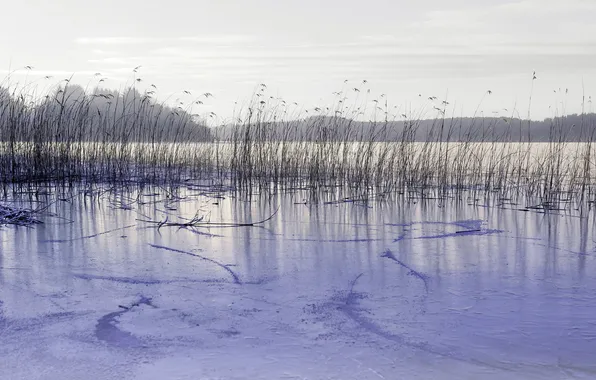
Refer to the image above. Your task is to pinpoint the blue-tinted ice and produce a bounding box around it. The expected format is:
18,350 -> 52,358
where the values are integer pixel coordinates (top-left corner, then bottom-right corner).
1,190 -> 595,379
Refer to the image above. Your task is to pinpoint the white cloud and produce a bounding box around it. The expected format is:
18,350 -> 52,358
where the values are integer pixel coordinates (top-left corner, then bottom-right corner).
76,35 -> 259,45
0,69 -> 99,77
88,57 -> 136,65
91,49 -> 119,55
178,35 -> 258,44
388,0 -> 596,56
496,0 -> 596,14
76,37 -> 162,45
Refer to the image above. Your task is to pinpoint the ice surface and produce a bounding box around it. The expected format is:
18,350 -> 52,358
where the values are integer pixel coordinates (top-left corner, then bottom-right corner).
1,189 -> 595,379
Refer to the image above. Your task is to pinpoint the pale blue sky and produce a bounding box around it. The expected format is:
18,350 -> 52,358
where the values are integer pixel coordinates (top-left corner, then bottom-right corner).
2,0 -> 595,123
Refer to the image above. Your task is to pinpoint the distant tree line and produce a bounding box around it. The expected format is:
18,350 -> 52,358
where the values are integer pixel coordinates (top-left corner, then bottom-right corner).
2,83 -> 595,144
0,84 -> 213,143
214,114 -> 596,142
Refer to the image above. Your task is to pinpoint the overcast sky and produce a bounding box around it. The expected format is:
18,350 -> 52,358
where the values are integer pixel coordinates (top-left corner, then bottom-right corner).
1,0 -> 595,123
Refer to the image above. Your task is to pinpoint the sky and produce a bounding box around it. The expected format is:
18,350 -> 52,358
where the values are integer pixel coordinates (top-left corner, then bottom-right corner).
1,0 -> 595,124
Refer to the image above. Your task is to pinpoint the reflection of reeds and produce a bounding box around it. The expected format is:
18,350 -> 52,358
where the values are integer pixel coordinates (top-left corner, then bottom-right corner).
1,77 -> 595,209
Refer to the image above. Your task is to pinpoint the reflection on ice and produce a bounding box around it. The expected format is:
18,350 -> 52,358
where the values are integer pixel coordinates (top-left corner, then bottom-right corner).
1,188 -> 595,379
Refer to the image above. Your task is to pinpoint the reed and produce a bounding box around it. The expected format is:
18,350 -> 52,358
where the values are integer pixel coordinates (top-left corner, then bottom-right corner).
1,76 -> 595,209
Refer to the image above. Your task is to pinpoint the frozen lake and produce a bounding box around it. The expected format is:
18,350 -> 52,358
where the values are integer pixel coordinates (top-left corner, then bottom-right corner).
1,187 -> 595,379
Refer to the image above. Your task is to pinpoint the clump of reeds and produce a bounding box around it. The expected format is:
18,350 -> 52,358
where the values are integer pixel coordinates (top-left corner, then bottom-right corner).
216,84 -> 596,209
0,204 -> 42,226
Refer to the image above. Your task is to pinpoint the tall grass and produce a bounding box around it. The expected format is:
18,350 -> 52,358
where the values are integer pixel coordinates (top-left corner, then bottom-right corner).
1,78 -> 595,209
0,81 -> 212,187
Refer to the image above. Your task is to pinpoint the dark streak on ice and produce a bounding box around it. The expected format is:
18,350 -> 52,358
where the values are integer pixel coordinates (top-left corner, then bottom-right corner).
95,295 -> 154,348
339,275 -> 430,349
73,273 -> 218,285
0,299 -> 4,329
414,229 -> 502,239
381,249 -> 429,292
285,238 -> 383,243
393,232 -> 407,242
74,274 -> 162,285
42,224 -> 137,243
1,311 -> 80,333
182,228 -> 223,237
149,244 -> 242,284
337,274 -> 521,373
388,220 -> 502,240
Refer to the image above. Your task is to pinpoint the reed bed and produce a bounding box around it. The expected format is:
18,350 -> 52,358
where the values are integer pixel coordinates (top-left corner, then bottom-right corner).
1,79 -> 595,209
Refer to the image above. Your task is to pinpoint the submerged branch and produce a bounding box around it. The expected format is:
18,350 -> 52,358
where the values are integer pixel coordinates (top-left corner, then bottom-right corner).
137,205 -> 280,228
